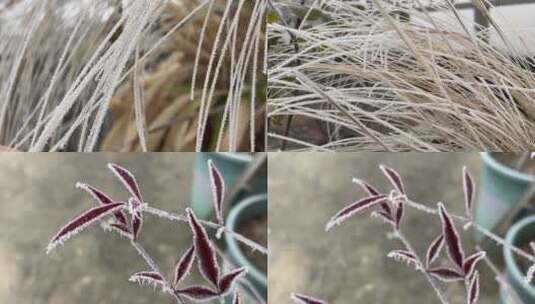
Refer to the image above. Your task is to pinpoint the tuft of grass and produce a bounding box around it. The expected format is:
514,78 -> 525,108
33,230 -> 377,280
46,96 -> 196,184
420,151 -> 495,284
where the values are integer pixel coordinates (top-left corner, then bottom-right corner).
268,0 -> 535,151
0,0 -> 266,151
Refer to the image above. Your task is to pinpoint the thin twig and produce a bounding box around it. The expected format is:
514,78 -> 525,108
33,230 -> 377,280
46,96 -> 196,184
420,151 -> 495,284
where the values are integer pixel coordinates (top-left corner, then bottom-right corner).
142,206 -> 268,255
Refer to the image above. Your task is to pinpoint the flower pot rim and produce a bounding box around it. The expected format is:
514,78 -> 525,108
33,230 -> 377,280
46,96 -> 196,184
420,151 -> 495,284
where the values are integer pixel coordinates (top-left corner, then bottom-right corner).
481,152 -> 535,183
225,193 -> 267,286
216,152 -> 253,163
504,214 -> 535,298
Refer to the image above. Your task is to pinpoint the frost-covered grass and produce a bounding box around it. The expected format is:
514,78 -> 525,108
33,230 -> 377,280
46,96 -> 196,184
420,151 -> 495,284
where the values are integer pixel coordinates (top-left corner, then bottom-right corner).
0,0 -> 266,151
268,0 -> 535,151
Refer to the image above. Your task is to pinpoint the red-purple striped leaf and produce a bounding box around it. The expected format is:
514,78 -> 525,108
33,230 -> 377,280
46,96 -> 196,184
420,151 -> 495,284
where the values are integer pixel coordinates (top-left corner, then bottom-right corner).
463,167 -> 475,217
395,201 -> 404,229
388,250 -> 417,260
110,223 -> 131,235
380,165 -> 405,194
129,271 -> 164,288
438,202 -> 465,269
426,234 -> 444,268
387,250 -> 420,269
468,271 -> 480,304
463,251 -> 485,277
174,246 -> 195,287
132,214 -> 142,241
375,210 -> 394,224
176,285 -> 219,301
186,208 -> 220,287
77,183 -> 129,226
208,159 -> 225,226
354,179 -> 391,214
427,267 -> 465,282
353,178 -> 381,196
233,292 -> 241,304
108,163 -> 143,203
325,195 -> 386,231
291,293 -> 327,304
218,267 -> 247,293
47,202 -> 125,253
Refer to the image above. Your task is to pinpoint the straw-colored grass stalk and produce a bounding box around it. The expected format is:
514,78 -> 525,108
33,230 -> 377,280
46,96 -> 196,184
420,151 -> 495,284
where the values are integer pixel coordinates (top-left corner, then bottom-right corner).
268,0 -> 535,151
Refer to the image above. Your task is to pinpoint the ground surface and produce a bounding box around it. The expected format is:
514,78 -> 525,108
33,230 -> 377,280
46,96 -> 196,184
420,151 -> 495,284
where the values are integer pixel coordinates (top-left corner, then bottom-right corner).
268,152 -> 498,304
0,153 -> 209,303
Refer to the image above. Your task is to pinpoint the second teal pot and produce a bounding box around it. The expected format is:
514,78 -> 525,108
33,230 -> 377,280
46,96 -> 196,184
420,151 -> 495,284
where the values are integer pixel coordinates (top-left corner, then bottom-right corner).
475,153 -> 534,242
224,194 -> 267,301
500,215 -> 535,303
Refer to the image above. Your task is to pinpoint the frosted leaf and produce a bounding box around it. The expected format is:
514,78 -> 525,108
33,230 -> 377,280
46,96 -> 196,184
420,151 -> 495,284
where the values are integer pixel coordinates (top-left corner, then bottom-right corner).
326,195 -> 386,231
47,202 -> 126,254
291,293 -> 328,304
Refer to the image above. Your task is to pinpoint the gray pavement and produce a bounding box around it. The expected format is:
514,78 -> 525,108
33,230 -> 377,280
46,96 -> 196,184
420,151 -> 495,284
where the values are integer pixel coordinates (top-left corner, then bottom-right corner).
0,153 -> 206,303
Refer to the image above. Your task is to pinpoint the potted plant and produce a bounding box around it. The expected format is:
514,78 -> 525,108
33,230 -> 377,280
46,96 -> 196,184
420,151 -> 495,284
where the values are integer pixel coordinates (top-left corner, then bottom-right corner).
475,153 -> 535,242
191,153 -> 267,219
224,193 -> 268,301
501,215 -> 535,304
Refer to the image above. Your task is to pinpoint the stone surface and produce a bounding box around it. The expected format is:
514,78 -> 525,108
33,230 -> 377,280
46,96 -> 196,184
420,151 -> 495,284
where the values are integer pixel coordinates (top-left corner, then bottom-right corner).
0,153 -> 211,303
268,153 -> 497,304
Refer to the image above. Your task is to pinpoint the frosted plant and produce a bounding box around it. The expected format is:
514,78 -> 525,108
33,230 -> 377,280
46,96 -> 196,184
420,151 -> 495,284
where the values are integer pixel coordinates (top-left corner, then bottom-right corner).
292,165 -> 535,303
47,160 -> 267,303
268,0 -> 535,151
0,0 -> 267,152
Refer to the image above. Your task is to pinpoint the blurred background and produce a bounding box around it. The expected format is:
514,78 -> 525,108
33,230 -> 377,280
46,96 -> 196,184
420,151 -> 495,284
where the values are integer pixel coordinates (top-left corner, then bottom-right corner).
268,153 -> 498,303
0,153 -> 267,303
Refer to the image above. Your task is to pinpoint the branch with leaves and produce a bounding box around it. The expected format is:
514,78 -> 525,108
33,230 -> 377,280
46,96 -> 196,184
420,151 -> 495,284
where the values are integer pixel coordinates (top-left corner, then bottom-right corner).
47,160 -> 262,303
292,164 -> 535,304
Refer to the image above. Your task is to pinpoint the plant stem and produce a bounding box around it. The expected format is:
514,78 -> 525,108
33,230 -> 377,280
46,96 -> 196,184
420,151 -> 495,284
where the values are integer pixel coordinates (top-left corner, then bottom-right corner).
476,245 -> 523,304
394,228 -> 449,304
142,206 -> 268,255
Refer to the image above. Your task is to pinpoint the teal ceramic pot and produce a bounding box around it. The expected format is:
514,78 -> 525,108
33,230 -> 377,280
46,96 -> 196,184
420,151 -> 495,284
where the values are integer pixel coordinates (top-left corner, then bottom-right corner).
475,153 -> 534,242
501,215 -> 535,304
190,153 -> 266,220
224,194 -> 267,300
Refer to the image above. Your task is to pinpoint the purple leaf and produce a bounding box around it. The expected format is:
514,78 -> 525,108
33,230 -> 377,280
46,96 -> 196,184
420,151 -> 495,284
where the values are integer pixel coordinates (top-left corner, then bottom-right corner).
208,159 -> 225,226
233,292 -> 241,304
186,208 -> 220,287
426,235 -> 444,268
375,210 -> 394,224
387,250 -> 420,269
76,182 -> 128,226
110,223 -> 131,235
47,202 -> 125,253
326,194 -> 386,231
108,163 -> 143,203
291,293 -> 327,304
463,251 -> 485,277
353,178 -> 381,196
176,285 -> 219,301
132,214 -> 143,241
129,271 -> 164,286
379,165 -> 405,194
438,202 -> 465,269
218,267 -> 247,293
463,167 -> 475,217
354,179 -> 391,214
174,246 -> 195,287
395,201 -> 404,229
427,267 -> 465,282
388,250 -> 417,260
468,271 -> 480,304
